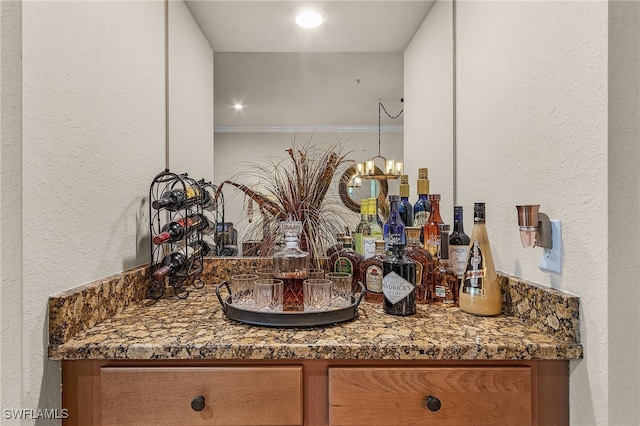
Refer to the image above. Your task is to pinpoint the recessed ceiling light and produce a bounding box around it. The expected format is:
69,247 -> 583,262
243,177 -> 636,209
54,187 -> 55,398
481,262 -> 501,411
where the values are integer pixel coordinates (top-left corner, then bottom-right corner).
294,8 -> 326,29
233,104 -> 244,110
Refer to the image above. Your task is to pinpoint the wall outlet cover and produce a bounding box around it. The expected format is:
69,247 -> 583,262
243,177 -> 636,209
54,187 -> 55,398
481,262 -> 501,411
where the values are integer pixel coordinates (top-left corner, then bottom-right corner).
539,219 -> 562,274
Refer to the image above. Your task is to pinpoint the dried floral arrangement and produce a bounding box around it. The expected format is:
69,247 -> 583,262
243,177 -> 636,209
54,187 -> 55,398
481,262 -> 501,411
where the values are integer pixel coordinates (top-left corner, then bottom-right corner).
213,138 -> 353,263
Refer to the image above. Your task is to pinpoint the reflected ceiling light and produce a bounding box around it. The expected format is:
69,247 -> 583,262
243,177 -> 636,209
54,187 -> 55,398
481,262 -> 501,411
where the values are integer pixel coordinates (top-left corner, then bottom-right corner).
294,8 -> 326,29
233,104 -> 244,110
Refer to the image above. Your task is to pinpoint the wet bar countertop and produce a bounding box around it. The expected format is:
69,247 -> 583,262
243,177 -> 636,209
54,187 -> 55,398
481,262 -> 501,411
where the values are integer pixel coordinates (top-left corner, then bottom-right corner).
48,258 -> 583,361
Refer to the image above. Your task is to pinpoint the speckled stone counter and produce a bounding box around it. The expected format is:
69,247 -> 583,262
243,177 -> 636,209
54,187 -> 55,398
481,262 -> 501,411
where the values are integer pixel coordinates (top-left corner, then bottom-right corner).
48,258 -> 582,361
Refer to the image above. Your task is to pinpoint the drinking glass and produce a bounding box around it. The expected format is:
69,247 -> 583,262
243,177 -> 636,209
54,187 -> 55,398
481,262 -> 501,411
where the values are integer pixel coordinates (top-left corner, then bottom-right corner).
303,279 -> 332,312
253,279 -> 284,312
307,268 -> 325,279
255,268 -> 274,279
229,274 -> 257,308
326,272 -> 352,308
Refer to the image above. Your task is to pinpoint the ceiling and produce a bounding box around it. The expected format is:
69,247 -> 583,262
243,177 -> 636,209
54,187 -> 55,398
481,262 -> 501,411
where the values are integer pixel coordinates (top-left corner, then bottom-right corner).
183,1 -> 435,128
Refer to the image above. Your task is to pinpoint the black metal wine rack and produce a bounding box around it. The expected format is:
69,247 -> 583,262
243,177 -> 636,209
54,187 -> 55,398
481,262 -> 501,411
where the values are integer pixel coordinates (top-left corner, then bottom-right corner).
148,169 -> 222,299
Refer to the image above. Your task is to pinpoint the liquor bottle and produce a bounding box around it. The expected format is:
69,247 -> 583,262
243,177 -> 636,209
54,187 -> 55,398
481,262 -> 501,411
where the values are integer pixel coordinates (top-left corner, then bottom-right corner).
151,240 -> 211,282
371,197 -> 383,228
382,241 -> 416,316
432,224 -> 458,305
273,221 -> 310,311
398,175 -> 414,227
383,195 -> 406,254
403,226 -> 433,304
359,240 -> 386,303
325,232 -> 345,257
354,199 -> 368,255
329,235 -> 363,290
362,198 -> 383,259
413,168 -> 431,243
459,203 -> 502,316
424,194 -> 444,257
152,213 -> 213,245
449,205 -> 471,291
152,183 -> 201,212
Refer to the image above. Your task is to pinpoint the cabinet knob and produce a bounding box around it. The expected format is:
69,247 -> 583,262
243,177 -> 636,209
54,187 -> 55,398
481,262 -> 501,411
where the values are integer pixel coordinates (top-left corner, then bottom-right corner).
191,395 -> 206,412
424,395 -> 441,412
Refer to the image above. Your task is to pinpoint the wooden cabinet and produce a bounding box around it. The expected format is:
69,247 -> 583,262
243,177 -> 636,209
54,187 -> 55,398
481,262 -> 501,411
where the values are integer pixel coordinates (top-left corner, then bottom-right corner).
62,359 -> 568,426
100,367 -> 302,425
328,367 -> 531,425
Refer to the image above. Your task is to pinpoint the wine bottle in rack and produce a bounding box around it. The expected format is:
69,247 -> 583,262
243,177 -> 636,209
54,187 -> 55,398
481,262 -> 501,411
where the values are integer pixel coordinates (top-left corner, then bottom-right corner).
152,183 -> 202,211
198,179 -> 219,211
152,213 -> 213,245
151,240 -> 211,283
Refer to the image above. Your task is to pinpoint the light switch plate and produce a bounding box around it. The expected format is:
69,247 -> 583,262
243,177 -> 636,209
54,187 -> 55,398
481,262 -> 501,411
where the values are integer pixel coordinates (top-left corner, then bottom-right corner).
539,220 -> 562,274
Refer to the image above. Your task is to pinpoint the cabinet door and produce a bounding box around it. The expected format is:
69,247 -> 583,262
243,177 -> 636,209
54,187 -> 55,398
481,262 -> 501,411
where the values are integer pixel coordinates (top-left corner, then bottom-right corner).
100,366 -> 303,425
329,367 -> 531,426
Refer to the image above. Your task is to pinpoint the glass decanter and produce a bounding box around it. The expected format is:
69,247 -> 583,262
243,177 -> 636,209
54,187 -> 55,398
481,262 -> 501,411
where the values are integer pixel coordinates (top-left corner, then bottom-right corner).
273,221 -> 310,311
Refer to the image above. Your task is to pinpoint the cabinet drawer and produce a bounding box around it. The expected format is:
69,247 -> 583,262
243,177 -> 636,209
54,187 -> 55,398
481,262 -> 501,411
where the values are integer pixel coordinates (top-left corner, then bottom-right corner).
329,367 -> 531,426
100,366 -> 303,425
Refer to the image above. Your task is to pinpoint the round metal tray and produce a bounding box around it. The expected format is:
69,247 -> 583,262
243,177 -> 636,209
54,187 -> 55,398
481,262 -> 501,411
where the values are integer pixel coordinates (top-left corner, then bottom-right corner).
215,281 -> 365,327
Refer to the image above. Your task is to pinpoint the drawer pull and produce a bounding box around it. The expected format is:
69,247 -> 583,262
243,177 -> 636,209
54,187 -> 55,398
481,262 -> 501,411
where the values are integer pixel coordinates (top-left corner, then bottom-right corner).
191,395 -> 206,412
424,395 -> 441,412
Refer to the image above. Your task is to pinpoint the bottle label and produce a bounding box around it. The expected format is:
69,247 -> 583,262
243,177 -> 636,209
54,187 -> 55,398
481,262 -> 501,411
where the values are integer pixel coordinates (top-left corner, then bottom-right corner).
382,271 -> 415,304
365,264 -> 383,293
414,211 -> 430,227
435,285 -> 446,298
354,233 -> 363,254
386,233 -> 403,252
185,185 -> 200,200
462,240 -> 486,296
414,262 -> 423,288
449,245 -> 470,278
334,257 -> 353,275
362,237 -> 377,259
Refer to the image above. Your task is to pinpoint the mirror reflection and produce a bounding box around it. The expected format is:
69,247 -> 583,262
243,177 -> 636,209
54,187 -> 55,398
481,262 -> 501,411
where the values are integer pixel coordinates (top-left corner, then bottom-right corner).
173,1 -> 437,255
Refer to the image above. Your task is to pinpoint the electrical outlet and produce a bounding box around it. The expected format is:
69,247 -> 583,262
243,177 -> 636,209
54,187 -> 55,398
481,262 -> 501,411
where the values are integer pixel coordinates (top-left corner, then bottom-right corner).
539,220 -> 562,274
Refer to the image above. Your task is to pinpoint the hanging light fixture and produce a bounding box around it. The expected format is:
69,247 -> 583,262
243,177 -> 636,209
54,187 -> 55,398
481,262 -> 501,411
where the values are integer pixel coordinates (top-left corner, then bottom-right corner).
356,100 -> 404,180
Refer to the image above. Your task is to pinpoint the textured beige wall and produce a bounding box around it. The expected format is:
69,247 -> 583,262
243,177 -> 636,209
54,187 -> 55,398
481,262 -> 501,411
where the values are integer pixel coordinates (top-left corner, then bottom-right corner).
21,0 -> 165,419
169,0 -> 214,181
404,0 -> 454,218
404,1 -> 628,424
454,2 -> 608,424
1,0 -> 24,414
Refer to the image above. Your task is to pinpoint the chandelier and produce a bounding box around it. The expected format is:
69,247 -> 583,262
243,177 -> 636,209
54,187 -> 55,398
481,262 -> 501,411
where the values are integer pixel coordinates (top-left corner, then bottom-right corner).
356,100 -> 404,180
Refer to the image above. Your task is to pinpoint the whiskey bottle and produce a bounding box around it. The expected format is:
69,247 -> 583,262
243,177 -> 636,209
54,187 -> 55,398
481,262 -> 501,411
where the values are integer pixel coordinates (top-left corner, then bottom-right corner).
329,235 -> 363,290
382,242 -> 416,316
459,203 -> 502,316
359,240 -> 386,303
424,194 -> 444,257
398,175 -> 414,226
403,226 -> 433,304
362,198 -> 383,259
273,221 -> 310,311
432,224 -> 458,305
413,168 -> 431,243
449,205 -> 471,291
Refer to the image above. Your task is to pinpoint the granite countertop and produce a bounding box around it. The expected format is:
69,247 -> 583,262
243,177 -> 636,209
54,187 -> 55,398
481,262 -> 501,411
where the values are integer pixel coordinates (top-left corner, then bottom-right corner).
48,258 -> 583,361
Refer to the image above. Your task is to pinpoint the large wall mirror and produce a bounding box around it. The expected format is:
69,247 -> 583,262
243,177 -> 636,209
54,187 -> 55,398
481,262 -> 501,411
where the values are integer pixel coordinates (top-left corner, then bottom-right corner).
170,1 -> 443,254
